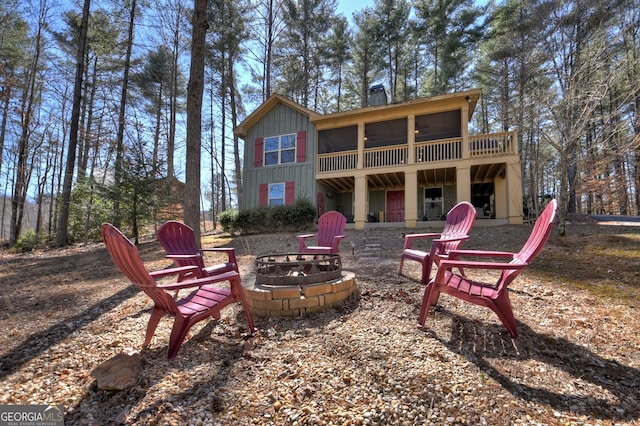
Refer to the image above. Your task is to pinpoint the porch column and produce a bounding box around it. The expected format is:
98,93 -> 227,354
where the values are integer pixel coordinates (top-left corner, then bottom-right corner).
407,115 -> 415,164
354,175 -> 367,230
456,166 -> 471,202
357,123 -> 365,170
405,171 -> 418,228
507,162 -> 524,224
461,103 -> 470,159
495,176 -> 507,219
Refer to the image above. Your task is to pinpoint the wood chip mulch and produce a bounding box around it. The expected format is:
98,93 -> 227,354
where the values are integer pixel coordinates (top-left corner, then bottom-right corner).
0,222 -> 638,425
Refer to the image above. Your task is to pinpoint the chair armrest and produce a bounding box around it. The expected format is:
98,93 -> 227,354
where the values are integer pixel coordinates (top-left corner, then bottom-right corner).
435,235 -> 470,243
297,233 -> 317,239
403,232 -> 440,250
201,247 -> 237,264
149,265 -> 200,279
158,271 -> 240,291
201,247 -> 235,253
165,254 -> 200,260
438,258 -> 527,271
447,249 -> 515,260
331,235 -> 347,250
298,233 -> 318,252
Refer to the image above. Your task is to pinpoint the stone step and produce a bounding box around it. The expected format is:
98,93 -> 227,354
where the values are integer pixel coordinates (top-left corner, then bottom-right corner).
359,237 -> 382,261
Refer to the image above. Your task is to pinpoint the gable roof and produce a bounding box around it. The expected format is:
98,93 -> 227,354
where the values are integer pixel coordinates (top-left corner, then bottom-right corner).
234,93 -> 318,138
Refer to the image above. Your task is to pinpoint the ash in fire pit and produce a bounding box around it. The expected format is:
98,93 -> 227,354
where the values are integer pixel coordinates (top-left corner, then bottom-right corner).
245,253 -> 356,317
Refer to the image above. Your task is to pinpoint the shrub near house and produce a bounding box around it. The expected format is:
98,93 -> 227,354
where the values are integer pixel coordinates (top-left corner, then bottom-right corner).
220,198 -> 316,234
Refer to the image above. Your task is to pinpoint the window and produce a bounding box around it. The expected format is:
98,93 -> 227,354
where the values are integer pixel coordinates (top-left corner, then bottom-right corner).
264,134 -> 296,166
260,181 -> 295,206
268,183 -> 285,206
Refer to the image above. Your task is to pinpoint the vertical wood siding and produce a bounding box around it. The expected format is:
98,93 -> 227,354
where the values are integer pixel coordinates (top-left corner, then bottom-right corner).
242,103 -> 316,210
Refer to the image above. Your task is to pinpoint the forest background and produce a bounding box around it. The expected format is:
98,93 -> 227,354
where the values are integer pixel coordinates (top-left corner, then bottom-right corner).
1,0 -> 639,249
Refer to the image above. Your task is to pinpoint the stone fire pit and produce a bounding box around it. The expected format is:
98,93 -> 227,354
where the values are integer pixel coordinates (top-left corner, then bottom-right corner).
244,253 -> 356,317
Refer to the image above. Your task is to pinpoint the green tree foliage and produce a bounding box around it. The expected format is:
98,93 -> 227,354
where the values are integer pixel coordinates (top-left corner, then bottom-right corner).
371,0 -> 412,103
274,0 -> 337,109
414,0 -> 486,96
68,177 -> 113,243
132,45 -> 177,179
323,15 -> 351,112
0,4 -> 30,191
206,0 -> 249,212
348,7 -> 385,108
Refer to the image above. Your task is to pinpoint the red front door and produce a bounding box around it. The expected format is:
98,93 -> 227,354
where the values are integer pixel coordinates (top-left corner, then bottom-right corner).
386,190 -> 404,222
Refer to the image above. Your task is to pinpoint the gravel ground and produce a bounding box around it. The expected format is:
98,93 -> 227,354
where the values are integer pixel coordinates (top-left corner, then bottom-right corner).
0,222 -> 638,425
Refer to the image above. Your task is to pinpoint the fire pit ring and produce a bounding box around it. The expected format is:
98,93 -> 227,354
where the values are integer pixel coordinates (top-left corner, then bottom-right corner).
244,253 -> 356,317
255,253 -> 342,286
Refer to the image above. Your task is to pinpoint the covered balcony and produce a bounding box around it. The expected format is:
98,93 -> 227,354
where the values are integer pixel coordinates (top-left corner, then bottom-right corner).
317,131 -> 517,175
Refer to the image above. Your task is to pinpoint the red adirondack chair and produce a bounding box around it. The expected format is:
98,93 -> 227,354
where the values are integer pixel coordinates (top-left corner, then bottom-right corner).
297,211 -> 347,254
399,201 -> 477,284
418,199 -> 558,338
102,223 -> 255,360
157,220 -> 238,282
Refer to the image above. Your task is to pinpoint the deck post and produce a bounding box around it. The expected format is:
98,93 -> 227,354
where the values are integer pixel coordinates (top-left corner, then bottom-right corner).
407,115 -> 415,164
456,166 -> 471,204
507,162 -> 524,224
354,175 -> 367,230
405,171 -> 418,228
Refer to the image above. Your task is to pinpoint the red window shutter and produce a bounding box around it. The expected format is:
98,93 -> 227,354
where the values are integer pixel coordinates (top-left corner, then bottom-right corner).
285,181 -> 295,205
296,131 -> 306,163
259,183 -> 268,207
254,138 -> 264,167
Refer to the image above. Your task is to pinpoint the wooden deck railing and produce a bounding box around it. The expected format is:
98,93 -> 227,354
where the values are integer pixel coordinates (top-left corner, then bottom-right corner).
469,131 -> 516,157
316,131 -> 517,173
415,137 -> 462,163
317,150 -> 358,172
364,145 -> 407,168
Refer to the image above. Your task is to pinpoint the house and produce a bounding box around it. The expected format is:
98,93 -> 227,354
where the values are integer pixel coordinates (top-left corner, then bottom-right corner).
234,88 -> 523,230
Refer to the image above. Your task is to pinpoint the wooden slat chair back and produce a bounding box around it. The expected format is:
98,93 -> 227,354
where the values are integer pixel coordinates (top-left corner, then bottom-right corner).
102,223 -> 255,360
399,201 -> 477,283
418,199 -> 557,337
297,211 -> 347,255
157,220 -> 238,282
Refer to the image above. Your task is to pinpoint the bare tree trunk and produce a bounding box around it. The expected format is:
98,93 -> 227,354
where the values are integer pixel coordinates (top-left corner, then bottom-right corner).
0,79 -> 11,240
10,4 -> 46,245
220,53 -> 227,212
112,0 -> 137,229
35,128 -> 53,235
0,71 -> 13,183
57,0 -> 90,247
265,0 -> 274,99
185,0 -> 209,245
77,56 -> 98,183
152,82 -> 163,178
51,89 -> 69,238
168,2 -> 184,181
228,53 -> 243,209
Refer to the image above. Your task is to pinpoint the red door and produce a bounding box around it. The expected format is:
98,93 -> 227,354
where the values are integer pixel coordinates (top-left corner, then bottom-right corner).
386,190 -> 404,222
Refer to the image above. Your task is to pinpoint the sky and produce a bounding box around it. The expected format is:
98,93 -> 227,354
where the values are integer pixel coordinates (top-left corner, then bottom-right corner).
336,0 -> 370,21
